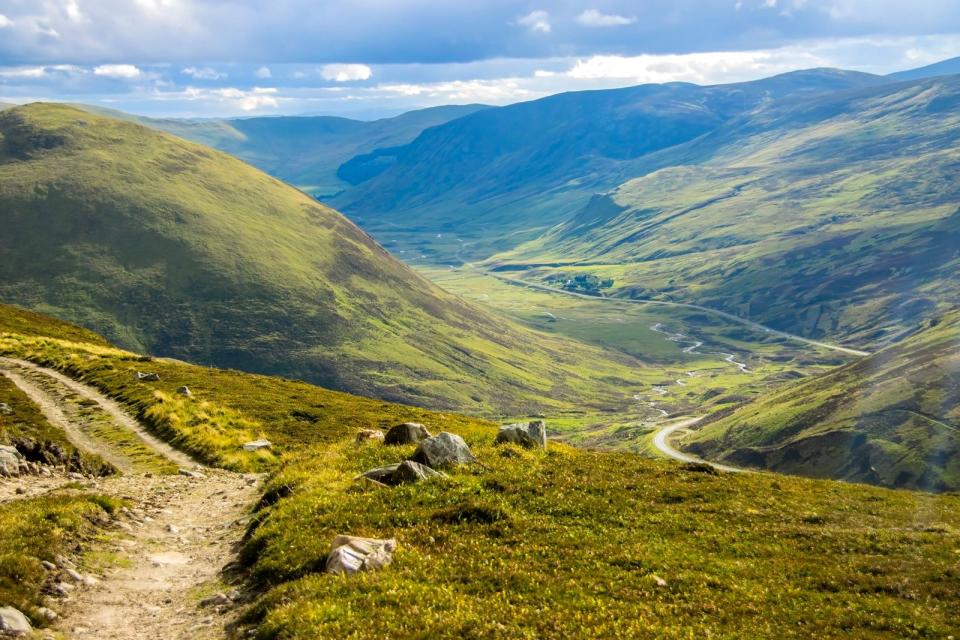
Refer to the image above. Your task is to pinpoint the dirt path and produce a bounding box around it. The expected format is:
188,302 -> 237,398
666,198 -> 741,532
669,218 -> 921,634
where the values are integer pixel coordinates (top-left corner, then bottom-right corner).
58,471 -> 260,640
0,357 -> 262,639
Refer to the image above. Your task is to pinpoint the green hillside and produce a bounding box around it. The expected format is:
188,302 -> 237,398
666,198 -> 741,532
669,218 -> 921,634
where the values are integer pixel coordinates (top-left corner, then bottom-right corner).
2,303 -> 958,638
496,74 -> 960,348
331,69 -> 885,261
117,104 -> 487,198
683,312 -> 959,491
0,104 -> 655,416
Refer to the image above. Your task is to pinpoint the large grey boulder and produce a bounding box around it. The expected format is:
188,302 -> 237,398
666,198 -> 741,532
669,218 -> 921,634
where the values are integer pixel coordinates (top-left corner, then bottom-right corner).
410,432 -> 476,468
0,445 -> 24,477
361,460 -> 446,486
325,535 -> 396,575
384,422 -> 431,445
0,606 -> 31,636
495,420 -> 547,449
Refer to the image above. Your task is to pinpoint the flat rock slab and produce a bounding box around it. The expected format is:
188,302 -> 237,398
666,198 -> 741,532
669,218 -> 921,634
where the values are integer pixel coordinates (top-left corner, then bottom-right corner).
325,535 -> 396,575
0,606 -> 31,636
361,460 -> 446,486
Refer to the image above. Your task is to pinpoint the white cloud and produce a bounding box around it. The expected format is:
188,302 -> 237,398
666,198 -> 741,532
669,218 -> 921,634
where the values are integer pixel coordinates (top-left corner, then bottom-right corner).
182,66 -> 225,80
0,64 -> 85,79
64,0 -> 87,23
0,13 -> 12,28
0,66 -> 49,78
93,64 -> 142,78
213,86 -> 279,110
321,63 -> 372,82
534,69 -> 557,77
517,10 -> 551,33
255,65 -> 272,79
576,9 -> 636,27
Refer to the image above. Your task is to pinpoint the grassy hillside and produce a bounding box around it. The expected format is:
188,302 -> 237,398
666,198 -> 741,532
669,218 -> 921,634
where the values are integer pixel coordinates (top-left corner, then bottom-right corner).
3,303 -> 959,638
497,74 -> 960,348
685,312 -> 960,491
332,69 -> 885,261
0,104 -> 657,417
115,104 -> 487,198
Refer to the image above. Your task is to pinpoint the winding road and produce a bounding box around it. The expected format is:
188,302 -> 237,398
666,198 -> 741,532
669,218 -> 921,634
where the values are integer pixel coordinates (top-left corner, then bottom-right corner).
652,417 -> 745,473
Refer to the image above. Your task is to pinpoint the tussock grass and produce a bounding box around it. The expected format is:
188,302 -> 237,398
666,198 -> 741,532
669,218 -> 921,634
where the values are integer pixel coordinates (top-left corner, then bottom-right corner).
0,493 -> 121,626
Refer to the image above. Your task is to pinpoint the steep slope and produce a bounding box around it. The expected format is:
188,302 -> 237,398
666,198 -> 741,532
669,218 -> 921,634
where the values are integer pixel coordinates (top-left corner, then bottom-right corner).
498,74 -> 960,347
331,69 -> 886,259
685,312 -> 960,491
0,104 -> 650,415
122,104 -> 487,198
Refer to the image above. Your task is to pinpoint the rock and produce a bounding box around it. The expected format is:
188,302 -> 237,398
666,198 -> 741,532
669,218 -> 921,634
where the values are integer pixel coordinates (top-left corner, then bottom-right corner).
52,582 -> 74,597
178,468 -> 207,479
36,607 -> 57,623
167,524 -> 180,534
0,606 -> 31,636
651,574 -> 668,588
41,560 -> 57,571
176,386 -> 192,397
355,429 -> 385,444
0,403 -> 12,415
134,371 -> 161,382
0,445 -> 24,477
65,568 -> 84,583
241,439 -> 272,452
325,535 -> 396,575
409,432 -> 476,468
384,422 -> 431,445
200,593 -> 231,607
495,420 -> 547,449
361,460 -> 446,486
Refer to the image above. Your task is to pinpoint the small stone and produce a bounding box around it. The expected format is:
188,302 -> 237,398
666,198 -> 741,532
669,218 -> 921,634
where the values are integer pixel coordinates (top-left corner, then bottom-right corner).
41,560 -> 57,571
200,593 -> 231,607
355,429 -> 385,444
177,386 -> 192,397
179,468 -> 207,479
384,422 -> 432,445
134,371 -> 161,382
65,568 -> 84,582
167,524 -> 180,534
36,607 -> 57,622
325,535 -> 396,575
0,403 -> 13,415
15,486 -> 26,495
652,575 -> 668,587
52,582 -> 74,597
241,439 -> 272,452
0,606 -> 31,636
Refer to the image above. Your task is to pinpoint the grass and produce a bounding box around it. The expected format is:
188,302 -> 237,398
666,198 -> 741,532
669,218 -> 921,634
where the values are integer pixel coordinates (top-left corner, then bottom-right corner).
0,104 -> 670,418
0,492 -> 121,626
1,294 -> 959,638
686,312 -> 960,491
492,76 -> 960,351
239,431 -> 960,639
0,371 -> 113,475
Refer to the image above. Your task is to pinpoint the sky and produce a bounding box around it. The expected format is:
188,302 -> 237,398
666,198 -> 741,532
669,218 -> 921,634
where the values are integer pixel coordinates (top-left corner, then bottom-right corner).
0,0 -> 959,119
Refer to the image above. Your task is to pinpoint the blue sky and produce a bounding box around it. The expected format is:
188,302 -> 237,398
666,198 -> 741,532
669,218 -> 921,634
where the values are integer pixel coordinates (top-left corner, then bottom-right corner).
1,0 -> 959,118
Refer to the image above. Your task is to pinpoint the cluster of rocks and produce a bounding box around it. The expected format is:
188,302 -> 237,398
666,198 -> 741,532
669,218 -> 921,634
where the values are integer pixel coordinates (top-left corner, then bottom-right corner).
0,554 -> 106,634
0,444 -> 67,478
329,420 -> 548,576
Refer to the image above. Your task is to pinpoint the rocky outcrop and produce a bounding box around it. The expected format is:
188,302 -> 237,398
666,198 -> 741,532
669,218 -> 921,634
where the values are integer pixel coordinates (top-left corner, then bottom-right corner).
495,420 -> 547,449
410,432 -> 476,468
325,535 -> 396,575
384,422 -> 431,445
361,460 -> 446,486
